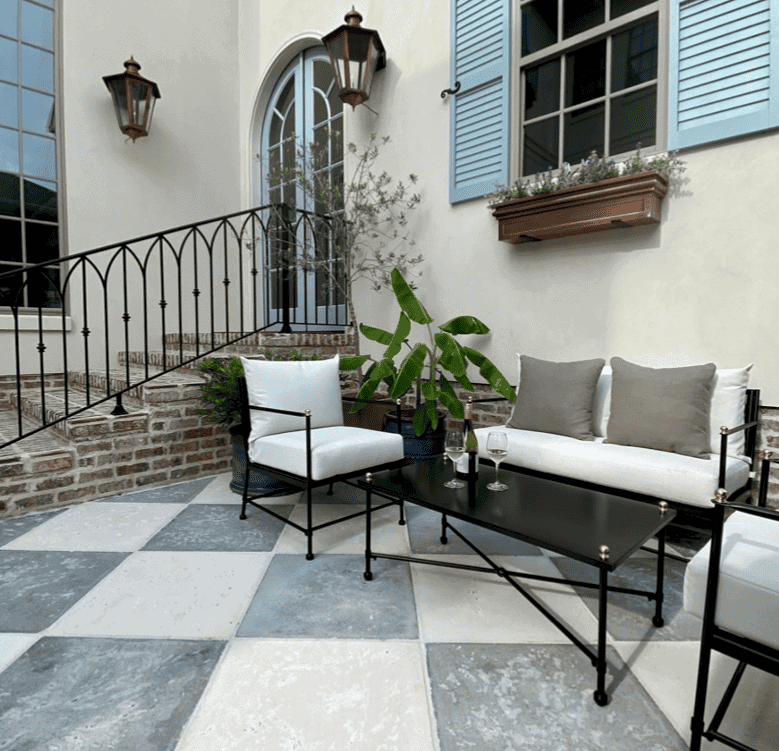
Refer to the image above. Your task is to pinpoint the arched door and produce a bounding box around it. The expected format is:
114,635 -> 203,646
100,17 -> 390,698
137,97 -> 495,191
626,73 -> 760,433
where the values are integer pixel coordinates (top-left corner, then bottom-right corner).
260,47 -> 345,329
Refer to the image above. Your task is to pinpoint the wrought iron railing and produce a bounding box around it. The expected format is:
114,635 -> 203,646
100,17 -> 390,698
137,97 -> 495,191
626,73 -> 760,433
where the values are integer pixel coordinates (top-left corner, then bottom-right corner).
0,204 -> 345,450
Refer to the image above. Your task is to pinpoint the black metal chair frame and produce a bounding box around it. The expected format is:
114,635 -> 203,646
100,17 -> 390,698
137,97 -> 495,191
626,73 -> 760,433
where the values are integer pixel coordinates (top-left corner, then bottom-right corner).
472,389 -> 764,563
237,376 -> 406,560
688,462 -> 778,751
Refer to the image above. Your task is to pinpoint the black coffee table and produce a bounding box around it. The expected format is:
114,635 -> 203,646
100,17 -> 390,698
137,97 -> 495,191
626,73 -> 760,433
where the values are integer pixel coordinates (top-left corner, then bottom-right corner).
357,456 -> 677,706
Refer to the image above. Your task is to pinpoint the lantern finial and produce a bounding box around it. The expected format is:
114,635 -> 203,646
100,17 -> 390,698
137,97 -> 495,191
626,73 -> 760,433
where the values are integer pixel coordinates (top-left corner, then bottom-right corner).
345,7 -> 363,25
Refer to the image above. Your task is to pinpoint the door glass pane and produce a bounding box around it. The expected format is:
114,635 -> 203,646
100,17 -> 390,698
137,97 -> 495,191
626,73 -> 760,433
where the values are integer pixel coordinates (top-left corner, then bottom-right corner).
0,219 -> 22,258
522,0 -> 557,56
24,176 -> 56,220
525,59 -> 560,120
0,173 -> 20,216
0,0 -> 18,38
611,18 -> 657,92
563,0 -> 604,39
610,85 -> 656,155
0,261 -> 24,305
0,37 -> 18,81
22,131 -> 55,179
0,80 -> 18,127
0,125 -> 19,172
21,1 -> 53,48
21,45 -> 53,91
27,267 -> 60,308
523,117 -> 559,176
564,102 -> 604,163
611,0 -> 653,19
21,88 -> 52,132
25,219 -> 58,263
566,39 -> 605,106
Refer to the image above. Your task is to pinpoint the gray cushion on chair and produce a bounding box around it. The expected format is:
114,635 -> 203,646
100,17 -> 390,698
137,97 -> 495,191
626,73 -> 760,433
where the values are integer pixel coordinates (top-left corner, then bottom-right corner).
605,357 -> 716,458
507,355 -> 605,440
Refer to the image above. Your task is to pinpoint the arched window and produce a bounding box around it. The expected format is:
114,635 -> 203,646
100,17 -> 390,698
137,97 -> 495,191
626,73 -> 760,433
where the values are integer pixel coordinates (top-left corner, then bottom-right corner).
259,47 -> 344,329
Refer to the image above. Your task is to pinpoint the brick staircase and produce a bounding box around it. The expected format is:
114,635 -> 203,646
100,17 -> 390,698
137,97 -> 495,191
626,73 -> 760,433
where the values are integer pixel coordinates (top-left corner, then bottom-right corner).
0,330 -> 358,519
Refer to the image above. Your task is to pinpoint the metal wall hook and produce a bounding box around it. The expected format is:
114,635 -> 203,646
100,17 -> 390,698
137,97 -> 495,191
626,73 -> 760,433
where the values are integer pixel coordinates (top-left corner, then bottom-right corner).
441,81 -> 461,99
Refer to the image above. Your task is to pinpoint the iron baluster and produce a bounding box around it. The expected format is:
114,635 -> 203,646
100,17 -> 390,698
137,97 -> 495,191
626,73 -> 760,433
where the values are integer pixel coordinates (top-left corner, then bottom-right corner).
223,221 -> 230,338
193,230 -> 200,358
158,238 -> 167,371
81,261 -> 91,406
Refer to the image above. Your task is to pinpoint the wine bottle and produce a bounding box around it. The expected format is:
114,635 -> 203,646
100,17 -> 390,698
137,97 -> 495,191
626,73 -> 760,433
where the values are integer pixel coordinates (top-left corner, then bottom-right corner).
456,396 -> 479,477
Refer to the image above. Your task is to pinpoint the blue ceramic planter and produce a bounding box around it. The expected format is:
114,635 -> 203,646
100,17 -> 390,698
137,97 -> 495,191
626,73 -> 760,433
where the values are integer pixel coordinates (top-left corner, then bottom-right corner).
383,412 -> 446,465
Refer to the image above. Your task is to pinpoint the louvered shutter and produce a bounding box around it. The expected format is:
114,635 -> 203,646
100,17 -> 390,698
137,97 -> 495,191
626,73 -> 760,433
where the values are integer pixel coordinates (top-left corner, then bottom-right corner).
668,0 -> 779,149
449,0 -> 510,203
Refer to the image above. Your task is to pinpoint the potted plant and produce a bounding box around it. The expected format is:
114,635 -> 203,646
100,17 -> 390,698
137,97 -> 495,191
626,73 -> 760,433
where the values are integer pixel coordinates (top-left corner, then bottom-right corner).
197,350 -> 326,494
489,147 -> 686,244
339,268 -> 517,462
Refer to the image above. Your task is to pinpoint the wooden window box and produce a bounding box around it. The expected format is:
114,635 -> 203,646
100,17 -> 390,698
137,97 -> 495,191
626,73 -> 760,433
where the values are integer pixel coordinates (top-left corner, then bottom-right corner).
491,171 -> 668,244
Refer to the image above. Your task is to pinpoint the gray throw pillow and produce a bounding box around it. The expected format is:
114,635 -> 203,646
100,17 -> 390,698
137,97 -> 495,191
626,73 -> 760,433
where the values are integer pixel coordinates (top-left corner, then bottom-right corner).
507,355 -> 605,440
604,357 -> 716,458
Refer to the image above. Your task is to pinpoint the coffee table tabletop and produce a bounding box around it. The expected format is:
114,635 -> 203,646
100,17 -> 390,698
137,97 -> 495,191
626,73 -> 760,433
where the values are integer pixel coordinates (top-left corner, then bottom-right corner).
359,456 -> 676,571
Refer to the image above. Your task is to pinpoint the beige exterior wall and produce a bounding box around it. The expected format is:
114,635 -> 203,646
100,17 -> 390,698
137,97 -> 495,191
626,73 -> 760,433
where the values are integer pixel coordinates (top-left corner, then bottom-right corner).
240,1 -> 779,405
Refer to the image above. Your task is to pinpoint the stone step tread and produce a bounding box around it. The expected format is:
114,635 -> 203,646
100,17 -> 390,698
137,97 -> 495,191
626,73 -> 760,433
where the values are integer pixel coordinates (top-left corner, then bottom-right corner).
0,408 -> 71,460
10,387 -> 149,441
67,366 -> 207,400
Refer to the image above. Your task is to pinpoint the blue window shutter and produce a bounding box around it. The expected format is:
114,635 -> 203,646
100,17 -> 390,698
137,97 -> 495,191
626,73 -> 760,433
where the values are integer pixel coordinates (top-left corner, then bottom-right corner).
668,0 -> 779,150
449,0 -> 510,203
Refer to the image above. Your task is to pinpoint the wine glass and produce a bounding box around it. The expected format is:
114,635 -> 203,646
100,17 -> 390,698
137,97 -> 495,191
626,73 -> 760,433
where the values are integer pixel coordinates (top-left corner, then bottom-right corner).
444,429 -> 466,488
486,431 -> 509,491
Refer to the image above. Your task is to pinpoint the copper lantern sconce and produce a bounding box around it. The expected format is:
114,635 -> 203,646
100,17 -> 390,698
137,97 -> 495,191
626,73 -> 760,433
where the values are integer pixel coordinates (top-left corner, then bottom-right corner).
321,8 -> 386,109
103,57 -> 161,141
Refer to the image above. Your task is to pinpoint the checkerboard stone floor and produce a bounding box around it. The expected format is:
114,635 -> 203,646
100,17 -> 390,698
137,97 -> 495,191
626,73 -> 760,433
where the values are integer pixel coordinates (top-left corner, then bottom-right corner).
1,473 -> 777,750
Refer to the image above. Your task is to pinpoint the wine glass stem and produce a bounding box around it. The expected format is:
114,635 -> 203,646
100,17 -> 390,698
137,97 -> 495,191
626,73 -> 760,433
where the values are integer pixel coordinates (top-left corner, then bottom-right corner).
494,461 -> 500,483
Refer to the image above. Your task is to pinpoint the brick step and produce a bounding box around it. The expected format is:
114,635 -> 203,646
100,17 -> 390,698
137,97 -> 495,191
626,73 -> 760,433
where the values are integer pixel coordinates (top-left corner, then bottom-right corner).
10,387 -> 150,442
118,350 -> 266,374
165,331 -> 355,350
67,366 -> 208,406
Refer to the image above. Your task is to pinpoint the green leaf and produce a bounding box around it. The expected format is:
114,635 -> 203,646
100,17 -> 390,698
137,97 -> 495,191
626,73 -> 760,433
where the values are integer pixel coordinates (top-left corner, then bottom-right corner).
461,346 -> 517,401
421,381 -> 438,401
434,332 -> 467,377
439,316 -> 490,335
391,268 -> 433,325
360,323 -> 393,345
352,359 -> 395,413
412,405 -> 430,436
383,312 -> 411,361
390,343 -> 429,400
438,375 -> 464,419
452,371 -> 474,392
426,400 -> 439,430
339,354 -> 372,371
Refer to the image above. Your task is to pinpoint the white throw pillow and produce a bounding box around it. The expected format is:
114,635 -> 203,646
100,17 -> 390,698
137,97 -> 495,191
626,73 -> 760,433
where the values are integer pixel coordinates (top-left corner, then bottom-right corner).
709,364 -> 753,458
592,365 -> 612,438
240,355 -> 344,442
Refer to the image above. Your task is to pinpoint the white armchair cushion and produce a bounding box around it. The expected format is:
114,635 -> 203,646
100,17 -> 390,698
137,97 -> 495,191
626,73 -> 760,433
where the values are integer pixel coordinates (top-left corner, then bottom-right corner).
684,511 -> 779,651
474,427 -> 749,509
240,355 -> 344,443
248,426 -> 405,481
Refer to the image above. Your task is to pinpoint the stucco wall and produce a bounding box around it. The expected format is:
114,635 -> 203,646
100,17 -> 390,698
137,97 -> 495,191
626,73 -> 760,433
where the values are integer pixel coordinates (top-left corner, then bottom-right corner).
240,1 -> 779,405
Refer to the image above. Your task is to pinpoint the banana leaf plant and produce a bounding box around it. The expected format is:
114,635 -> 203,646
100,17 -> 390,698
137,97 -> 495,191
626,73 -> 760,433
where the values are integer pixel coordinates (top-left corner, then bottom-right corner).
339,268 -> 517,436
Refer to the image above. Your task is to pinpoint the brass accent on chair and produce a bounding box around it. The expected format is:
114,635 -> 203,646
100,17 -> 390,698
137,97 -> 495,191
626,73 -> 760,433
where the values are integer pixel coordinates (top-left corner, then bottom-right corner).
598,545 -> 610,561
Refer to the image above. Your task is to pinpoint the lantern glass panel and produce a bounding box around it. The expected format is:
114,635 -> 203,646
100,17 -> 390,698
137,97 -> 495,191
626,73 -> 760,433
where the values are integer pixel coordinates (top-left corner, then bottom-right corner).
328,35 -> 346,89
130,80 -> 146,128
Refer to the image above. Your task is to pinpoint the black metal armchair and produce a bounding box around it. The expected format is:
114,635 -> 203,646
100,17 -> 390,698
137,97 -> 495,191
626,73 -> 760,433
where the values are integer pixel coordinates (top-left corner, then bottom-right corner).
684,450 -> 778,750
236,355 -> 406,560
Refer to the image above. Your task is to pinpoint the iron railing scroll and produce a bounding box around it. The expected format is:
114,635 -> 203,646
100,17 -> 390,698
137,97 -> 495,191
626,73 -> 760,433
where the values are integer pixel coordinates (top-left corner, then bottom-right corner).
0,204 -> 345,451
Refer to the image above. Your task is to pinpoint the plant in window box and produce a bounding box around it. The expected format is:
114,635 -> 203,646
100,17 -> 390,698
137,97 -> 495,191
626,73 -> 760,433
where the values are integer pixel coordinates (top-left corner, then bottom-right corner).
197,350 -> 326,494
488,147 -> 686,245
339,268 -> 516,463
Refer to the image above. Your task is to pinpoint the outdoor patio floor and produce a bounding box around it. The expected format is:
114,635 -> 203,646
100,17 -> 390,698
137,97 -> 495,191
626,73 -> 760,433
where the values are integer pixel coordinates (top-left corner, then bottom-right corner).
0,473 -> 777,750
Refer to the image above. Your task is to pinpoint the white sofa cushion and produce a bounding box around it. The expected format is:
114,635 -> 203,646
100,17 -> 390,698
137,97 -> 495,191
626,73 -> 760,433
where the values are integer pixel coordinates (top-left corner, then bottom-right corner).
709,365 -> 752,458
248,426 -> 405,481
684,512 -> 779,651
240,355 -> 344,443
474,426 -> 749,508
590,363 -> 752,459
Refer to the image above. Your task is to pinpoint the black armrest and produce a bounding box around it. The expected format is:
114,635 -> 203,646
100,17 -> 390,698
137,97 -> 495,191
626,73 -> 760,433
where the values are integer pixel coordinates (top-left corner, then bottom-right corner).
714,498 -> 779,522
341,395 -> 399,405
717,421 -> 762,492
469,396 -> 510,403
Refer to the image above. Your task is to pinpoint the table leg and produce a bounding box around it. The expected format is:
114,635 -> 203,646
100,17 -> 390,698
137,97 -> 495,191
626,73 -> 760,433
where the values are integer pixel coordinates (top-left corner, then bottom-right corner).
364,486 -> 373,581
441,513 -> 448,545
653,527 -> 666,628
594,567 -> 609,706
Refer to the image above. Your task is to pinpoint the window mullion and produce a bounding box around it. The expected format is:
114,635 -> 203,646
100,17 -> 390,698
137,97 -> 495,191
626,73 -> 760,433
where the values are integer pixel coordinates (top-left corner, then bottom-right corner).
605,32 -> 612,156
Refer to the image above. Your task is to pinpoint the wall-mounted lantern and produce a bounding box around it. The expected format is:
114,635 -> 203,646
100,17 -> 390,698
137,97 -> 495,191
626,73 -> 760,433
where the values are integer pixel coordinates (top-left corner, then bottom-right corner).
102,57 -> 161,141
321,8 -> 386,110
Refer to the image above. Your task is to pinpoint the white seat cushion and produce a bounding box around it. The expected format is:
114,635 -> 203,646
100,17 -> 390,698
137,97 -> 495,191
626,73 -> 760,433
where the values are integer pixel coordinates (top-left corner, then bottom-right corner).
248,426 -> 405,481
240,355 -> 344,441
474,427 -> 749,508
684,512 -> 779,651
